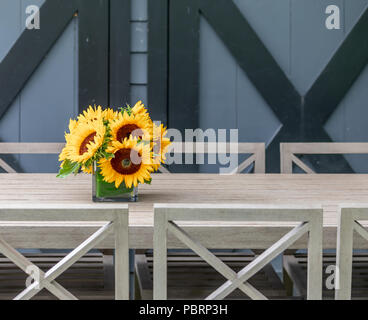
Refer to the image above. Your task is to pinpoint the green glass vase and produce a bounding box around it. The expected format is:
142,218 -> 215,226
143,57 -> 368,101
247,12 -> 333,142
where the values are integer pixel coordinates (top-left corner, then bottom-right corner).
92,162 -> 138,202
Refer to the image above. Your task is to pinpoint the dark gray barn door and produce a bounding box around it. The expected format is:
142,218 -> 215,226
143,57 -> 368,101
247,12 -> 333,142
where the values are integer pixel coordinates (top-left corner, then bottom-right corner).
148,0 -> 368,173
0,0 -> 130,173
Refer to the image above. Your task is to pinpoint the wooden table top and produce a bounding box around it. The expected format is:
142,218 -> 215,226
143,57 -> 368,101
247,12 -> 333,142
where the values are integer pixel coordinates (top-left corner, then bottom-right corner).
1,173 -> 368,225
1,173 -> 368,249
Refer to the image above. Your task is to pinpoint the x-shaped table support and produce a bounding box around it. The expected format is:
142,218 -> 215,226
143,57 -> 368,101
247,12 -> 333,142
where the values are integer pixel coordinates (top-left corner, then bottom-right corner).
165,221 -> 310,300
0,222 -> 114,300
336,207 -> 368,300
153,204 -> 323,300
0,208 -> 129,300
0,234 -> 78,299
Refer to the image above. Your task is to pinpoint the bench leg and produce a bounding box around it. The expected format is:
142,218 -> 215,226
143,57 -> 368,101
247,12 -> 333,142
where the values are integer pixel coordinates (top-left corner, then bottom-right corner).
335,210 -> 353,300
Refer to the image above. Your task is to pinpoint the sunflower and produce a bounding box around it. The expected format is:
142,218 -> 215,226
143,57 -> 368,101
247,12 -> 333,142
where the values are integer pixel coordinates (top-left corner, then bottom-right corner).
103,108 -> 118,121
78,105 -> 104,123
61,120 -> 106,164
78,105 -> 119,123
152,123 -> 171,168
99,138 -> 154,188
63,118 -> 78,143
59,118 -> 79,162
110,111 -> 152,143
131,101 -> 147,116
131,101 -> 153,126
81,164 -> 93,174
68,118 -> 78,133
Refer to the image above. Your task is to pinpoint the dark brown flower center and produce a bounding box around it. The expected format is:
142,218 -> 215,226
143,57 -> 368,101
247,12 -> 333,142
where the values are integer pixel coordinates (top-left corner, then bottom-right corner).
111,148 -> 142,174
79,132 -> 96,155
117,124 -> 143,142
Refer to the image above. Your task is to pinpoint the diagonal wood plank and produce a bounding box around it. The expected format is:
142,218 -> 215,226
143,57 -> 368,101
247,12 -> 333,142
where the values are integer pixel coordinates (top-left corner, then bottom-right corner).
0,158 -> 16,173
206,222 -> 309,300
0,0 -> 78,119
229,155 -> 256,175
354,220 -> 368,242
14,222 -> 114,300
291,155 -> 315,174
0,235 -> 76,300
167,221 -> 267,300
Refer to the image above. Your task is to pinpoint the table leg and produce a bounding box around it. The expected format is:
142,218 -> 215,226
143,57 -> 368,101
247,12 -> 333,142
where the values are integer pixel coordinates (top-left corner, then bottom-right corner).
153,212 -> 167,300
335,209 -> 353,300
307,214 -> 323,300
114,213 -> 129,300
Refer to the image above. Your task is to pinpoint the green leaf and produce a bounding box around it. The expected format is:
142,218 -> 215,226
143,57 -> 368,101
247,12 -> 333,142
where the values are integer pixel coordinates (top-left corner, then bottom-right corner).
95,171 -> 134,197
84,158 -> 93,169
57,160 -> 80,178
144,178 -> 152,185
119,104 -> 132,116
103,152 -> 114,159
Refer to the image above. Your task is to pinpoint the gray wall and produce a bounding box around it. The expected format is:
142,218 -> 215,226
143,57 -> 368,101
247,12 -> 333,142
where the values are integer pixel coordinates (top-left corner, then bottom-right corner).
1,0 -> 368,173
199,0 -> 368,172
0,0 -> 148,173
0,0 -> 78,172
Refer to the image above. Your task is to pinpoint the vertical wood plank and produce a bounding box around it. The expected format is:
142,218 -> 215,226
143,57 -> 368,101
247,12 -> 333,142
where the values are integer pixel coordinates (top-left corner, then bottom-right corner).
169,0 -> 199,132
335,208 -> 354,300
307,212 -> 323,300
78,0 -> 109,111
254,143 -> 265,173
114,211 -> 129,300
148,0 -> 167,123
280,143 -> 292,173
110,0 -> 131,106
153,209 -> 167,300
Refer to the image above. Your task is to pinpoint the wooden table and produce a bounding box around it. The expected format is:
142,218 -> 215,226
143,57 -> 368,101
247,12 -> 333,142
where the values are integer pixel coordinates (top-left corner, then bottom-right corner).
1,173 -> 368,250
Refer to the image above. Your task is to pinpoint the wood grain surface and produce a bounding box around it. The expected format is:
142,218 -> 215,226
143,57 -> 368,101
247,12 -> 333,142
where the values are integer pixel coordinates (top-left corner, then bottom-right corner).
0,173 -> 368,249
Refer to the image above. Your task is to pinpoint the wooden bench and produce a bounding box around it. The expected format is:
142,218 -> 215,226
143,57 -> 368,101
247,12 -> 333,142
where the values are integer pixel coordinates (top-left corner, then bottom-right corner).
0,142 -> 129,300
280,142 -> 368,174
0,202 -> 129,300
284,251 -> 368,300
335,206 -> 368,300
0,142 -> 64,173
280,142 -> 368,299
0,252 -> 114,300
153,203 -> 323,300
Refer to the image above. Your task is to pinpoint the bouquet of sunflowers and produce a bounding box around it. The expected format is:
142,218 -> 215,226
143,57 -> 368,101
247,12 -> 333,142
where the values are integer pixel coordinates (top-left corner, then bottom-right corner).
57,101 -> 171,201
